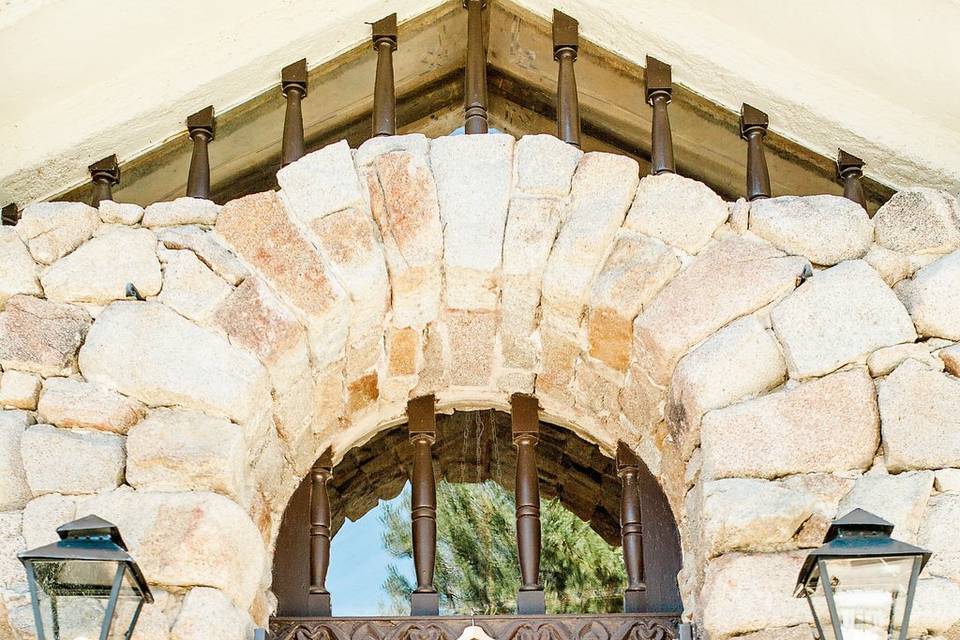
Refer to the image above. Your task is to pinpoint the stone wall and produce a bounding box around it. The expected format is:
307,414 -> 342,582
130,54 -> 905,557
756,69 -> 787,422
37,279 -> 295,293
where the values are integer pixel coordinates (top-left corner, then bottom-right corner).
0,133 -> 958,639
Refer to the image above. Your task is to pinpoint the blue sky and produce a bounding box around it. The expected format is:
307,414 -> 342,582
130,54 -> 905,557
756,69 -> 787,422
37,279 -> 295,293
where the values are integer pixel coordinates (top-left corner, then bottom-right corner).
328,488 -> 413,615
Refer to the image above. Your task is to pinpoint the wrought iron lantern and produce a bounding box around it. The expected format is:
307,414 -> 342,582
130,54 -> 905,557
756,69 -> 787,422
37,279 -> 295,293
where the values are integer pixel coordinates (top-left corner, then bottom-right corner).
18,515 -> 152,640
794,509 -> 931,640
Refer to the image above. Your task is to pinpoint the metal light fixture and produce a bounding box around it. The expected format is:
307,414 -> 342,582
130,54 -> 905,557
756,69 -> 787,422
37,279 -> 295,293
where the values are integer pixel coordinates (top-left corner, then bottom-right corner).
18,515 -> 152,640
795,509 -> 930,640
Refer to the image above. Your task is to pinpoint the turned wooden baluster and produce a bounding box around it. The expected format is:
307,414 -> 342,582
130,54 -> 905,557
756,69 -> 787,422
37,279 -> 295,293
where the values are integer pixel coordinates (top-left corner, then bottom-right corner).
837,149 -> 867,210
617,442 -> 647,613
281,59 -> 307,167
553,10 -> 581,147
2,203 -> 19,226
740,103 -> 770,200
511,393 -> 545,614
463,0 -> 488,134
308,450 -> 333,616
408,395 -> 440,616
646,56 -> 675,175
186,106 -> 215,199
372,14 -> 398,137
88,155 -> 119,207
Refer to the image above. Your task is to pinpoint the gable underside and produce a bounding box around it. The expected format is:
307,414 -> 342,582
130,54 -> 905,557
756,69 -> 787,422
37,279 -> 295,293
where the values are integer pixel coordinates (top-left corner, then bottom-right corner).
56,0 -> 893,213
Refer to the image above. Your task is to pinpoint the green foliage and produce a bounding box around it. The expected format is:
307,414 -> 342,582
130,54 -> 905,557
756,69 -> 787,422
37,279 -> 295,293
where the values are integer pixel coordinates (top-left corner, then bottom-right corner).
379,480 -> 625,615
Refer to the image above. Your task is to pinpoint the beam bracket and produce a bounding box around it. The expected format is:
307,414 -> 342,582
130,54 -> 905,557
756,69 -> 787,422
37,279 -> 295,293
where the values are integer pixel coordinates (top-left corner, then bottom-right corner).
88,155 -> 120,208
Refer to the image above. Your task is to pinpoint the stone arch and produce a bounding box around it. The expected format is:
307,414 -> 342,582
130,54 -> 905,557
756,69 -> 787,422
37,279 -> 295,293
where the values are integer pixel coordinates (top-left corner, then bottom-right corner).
270,409 -> 683,616
2,132 -> 959,639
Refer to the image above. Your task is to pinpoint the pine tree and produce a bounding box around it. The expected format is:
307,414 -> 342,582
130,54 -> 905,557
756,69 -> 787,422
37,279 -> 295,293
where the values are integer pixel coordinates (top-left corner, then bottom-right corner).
379,480 -> 625,615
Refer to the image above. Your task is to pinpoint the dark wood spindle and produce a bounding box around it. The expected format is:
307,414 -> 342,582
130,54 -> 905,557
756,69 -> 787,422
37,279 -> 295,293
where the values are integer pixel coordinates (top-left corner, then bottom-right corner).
837,149 -> 867,210
408,395 -> 440,616
308,450 -> 333,616
372,14 -> 398,138
740,103 -> 771,200
553,10 -> 581,147
186,106 -> 215,200
617,441 -> 647,613
88,155 -> 119,208
463,0 -> 489,134
511,393 -> 545,615
2,203 -> 18,226
281,59 -> 308,167
646,56 -> 675,175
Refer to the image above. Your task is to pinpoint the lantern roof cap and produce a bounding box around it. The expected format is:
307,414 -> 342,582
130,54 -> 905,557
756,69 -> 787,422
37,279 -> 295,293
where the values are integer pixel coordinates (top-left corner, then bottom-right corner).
823,508 -> 894,542
56,514 -> 128,548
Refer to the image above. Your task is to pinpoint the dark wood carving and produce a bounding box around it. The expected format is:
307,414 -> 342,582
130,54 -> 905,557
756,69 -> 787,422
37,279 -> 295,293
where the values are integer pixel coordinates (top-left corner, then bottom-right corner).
837,149 -> 867,210
553,10 -> 581,147
616,442 -> 646,613
88,155 -> 119,207
270,615 -> 680,640
281,59 -> 308,167
645,57 -> 674,175
463,0 -> 489,134
408,395 -> 439,615
740,103 -> 770,200
372,14 -> 398,137
309,450 -> 334,616
511,394 -> 545,614
186,105 -> 215,199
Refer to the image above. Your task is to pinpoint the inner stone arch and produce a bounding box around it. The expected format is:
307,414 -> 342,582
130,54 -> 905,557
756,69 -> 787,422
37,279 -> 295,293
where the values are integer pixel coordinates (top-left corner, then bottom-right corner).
271,409 -> 682,616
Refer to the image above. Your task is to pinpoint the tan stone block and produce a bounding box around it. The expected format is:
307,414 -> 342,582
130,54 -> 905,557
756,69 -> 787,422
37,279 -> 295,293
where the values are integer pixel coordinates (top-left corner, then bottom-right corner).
17,201 -> 99,264
346,371 -> 380,416
634,236 -> 809,385
879,359 -> 960,471
535,326 -> 580,404
38,376 -> 145,434
387,327 -> 419,376
896,250 -> 960,340
0,370 -> 40,410
773,260 -> 918,378
587,232 -> 680,371
21,424 -> 125,495
542,152 -> 640,321
413,323 -> 447,396
838,470 -> 934,543
512,134 -> 582,197
701,367 -> 879,480
277,140 -> 365,222
143,197 -> 220,227
431,134 -> 514,311
158,249 -> 232,323
0,295 -> 91,377
625,172 -> 729,254
445,309 -> 498,387
0,227 -> 41,304
215,191 -> 349,366
158,225 -> 248,285
940,343 -> 960,376
874,188 -> 960,255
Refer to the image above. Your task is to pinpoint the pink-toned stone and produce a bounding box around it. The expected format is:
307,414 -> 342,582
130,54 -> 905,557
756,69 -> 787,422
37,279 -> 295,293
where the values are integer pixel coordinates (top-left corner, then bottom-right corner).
0,295 -> 91,376
38,376 -> 145,434
367,152 -> 443,328
586,232 -> 680,372
542,152 -> 640,324
633,236 -> 809,385
445,310 -> 498,387
212,276 -> 309,391
535,326 -> 581,405
215,191 -> 349,366
309,206 -> 389,376
142,197 -> 220,227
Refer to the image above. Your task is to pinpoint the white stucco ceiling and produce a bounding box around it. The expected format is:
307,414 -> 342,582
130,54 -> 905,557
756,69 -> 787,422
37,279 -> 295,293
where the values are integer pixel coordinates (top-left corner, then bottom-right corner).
2,0 -> 959,205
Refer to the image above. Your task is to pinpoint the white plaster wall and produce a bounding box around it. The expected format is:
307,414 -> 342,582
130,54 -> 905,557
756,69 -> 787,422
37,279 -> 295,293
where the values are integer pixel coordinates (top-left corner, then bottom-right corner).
1,0 -> 959,205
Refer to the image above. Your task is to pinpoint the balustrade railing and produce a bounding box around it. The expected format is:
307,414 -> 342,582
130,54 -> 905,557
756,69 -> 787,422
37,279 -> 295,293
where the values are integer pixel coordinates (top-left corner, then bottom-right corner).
185,106 -> 215,199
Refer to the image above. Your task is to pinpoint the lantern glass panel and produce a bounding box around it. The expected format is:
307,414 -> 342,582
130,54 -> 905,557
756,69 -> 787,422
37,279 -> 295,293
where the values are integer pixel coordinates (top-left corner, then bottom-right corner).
807,556 -> 917,640
30,560 -> 143,640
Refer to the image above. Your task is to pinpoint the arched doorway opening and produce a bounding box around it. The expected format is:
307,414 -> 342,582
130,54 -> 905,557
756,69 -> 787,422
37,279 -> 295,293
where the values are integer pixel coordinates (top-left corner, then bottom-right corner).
271,408 -> 682,618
